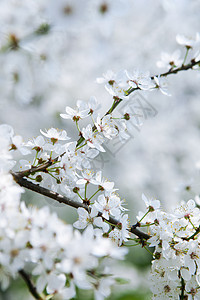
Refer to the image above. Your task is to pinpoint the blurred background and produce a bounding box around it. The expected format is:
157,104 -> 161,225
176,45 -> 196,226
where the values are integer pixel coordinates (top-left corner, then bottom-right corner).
1,0 -> 200,299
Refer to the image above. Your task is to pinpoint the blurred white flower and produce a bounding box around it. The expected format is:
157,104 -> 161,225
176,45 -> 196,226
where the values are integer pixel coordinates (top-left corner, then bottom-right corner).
82,124 -> 105,152
40,128 -> 70,141
60,102 -> 90,122
97,70 -> 129,99
126,69 -> 153,91
174,199 -> 196,218
90,171 -> 114,191
95,115 -> 118,139
176,32 -> 200,48
153,76 -> 171,96
157,50 -> 182,69
142,193 -> 160,211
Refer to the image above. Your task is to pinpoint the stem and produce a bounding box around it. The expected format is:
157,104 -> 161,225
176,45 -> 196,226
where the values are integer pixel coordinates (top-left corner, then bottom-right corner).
91,114 -> 96,124
188,218 -> 197,230
33,152 -> 39,166
138,210 -> 150,223
75,120 -> 80,132
125,243 -> 140,247
46,167 -> 60,172
19,270 -> 43,300
84,182 -> 88,200
48,172 -> 60,182
76,192 -> 84,201
88,188 -> 101,201
140,222 -> 155,227
76,136 -> 85,148
144,246 -> 153,256
76,142 -> 87,151
105,98 -> 123,115
28,176 -> 37,181
106,99 -> 116,115
185,225 -> 200,241
104,218 -> 118,227
182,47 -> 190,66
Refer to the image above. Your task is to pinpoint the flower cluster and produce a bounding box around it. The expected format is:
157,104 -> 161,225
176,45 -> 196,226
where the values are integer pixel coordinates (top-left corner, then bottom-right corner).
96,69 -> 168,97
16,95 -> 131,246
97,32 -> 200,101
137,194 -> 200,299
0,124 -> 128,299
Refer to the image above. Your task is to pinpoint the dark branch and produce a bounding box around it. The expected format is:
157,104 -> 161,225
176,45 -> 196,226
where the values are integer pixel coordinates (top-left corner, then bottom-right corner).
12,171 -> 88,210
12,172 -> 150,241
130,225 -> 150,240
19,270 -> 43,300
127,59 -> 200,96
14,152 -> 66,179
179,273 -> 186,300
156,58 -> 200,78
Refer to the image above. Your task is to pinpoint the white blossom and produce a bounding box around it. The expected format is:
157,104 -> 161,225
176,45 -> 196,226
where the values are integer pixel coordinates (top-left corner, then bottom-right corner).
157,50 -> 182,69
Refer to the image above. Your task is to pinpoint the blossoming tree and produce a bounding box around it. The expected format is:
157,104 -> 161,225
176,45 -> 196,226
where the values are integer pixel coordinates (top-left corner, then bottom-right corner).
1,1 -> 200,299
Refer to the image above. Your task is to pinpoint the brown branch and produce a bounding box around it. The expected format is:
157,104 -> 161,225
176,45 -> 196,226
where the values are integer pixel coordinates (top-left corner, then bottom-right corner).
11,171 -> 88,210
155,58 -> 200,78
179,274 -> 186,300
12,172 -> 150,241
109,216 -> 150,240
127,59 -> 200,96
15,160 -> 53,178
130,225 -> 150,240
14,152 -> 66,179
19,270 -> 43,300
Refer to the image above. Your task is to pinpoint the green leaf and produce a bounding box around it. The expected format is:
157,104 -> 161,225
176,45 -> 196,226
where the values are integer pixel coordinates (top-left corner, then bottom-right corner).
115,277 -> 130,285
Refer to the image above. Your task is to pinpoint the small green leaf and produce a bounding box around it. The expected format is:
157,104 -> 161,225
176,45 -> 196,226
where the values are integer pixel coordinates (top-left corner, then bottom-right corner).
115,277 -> 130,285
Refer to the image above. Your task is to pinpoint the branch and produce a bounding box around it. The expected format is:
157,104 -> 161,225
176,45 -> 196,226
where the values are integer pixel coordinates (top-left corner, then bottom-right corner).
130,225 -> 150,240
19,270 -> 43,300
15,58 -> 200,176
14,152 -> 66,178
11,171 -> 88,210
127,59 -> 200,96
179,273 -> 185,300
12,172 -> 150,241
107,216 -> 149,240
155,58 -> 200,78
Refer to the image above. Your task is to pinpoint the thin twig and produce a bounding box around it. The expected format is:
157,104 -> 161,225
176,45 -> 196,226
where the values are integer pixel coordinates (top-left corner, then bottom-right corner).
19,270 -> 43,300
126,59 -> 200,97
155,58 -> 200,78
